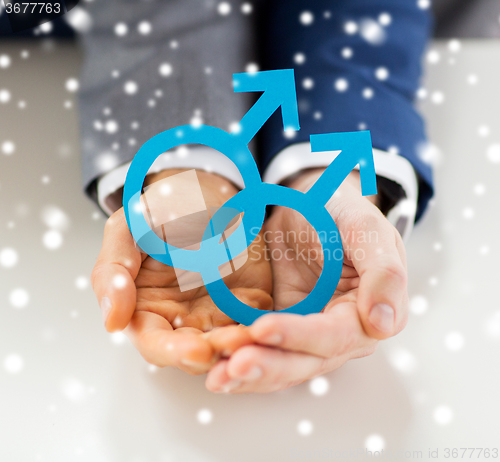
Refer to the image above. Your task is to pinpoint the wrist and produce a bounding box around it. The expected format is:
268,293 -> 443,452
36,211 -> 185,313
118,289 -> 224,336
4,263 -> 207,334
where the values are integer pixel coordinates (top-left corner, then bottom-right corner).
286,168 -> 379,208
145,168 -> 238,209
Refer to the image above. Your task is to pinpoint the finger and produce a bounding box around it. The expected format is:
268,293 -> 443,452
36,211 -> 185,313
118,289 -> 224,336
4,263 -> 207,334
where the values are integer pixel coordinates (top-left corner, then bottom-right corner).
204,325 -> 253,357
126,311 -> 215,375
248,301 -> 376,357
206,345 -> 338,394
92,209 -> 144,332
344,210 -> 409,339
205,359 -> 239,392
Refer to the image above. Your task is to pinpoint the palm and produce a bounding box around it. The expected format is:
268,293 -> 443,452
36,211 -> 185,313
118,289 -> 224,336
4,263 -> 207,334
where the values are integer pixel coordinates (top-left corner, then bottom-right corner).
133,169 -> 273,335
134,235 -> 273,333
265,207 -> 360,312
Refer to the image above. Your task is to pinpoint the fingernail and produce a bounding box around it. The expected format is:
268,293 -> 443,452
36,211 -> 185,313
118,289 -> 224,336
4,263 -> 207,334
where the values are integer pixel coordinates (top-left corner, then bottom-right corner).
240,366 -> 262,381
100,297 -> 112,326
369,303 -> 395,334
218,379 -> 241,393
180,359 -> 208,370
221,349 -> 232,358
262,333 -> 283,345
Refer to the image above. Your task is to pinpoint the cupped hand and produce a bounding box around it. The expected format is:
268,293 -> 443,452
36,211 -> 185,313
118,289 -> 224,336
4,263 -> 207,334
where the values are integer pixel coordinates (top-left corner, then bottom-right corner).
205,170 -> 409,393
91,169 -> 272,375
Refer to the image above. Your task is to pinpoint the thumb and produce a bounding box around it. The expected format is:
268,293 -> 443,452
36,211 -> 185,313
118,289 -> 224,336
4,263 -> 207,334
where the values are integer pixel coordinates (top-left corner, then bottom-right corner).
345,211 -> 409,340
91,209 -> 145,332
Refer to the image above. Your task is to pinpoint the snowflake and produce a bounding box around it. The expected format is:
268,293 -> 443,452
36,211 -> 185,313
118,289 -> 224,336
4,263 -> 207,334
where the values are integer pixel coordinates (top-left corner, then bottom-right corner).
388,347 -> 417,373
344,21 -> 358,35
302,77 -> 314,90
473,183 -> 486,195
309,376 -> 329,396
365,434 -> 385,451
61,378 -> 86,402
41,205 -> 70,231
427,49 -> 440,64
293,52 -> 306,65
359,19 -> 386,45
362,87 -> 374,99
431,91 -> 445,104
112,274 -> 127,289
114,22 -> 128,37
217,2 -> 231,16
434,405 -> 453,425
477,125 -> 490,137
43,230 -> 63,249
417,0 -> 431,10
379,13 -> 392,26
0,54 -> 11,68
299,11 -> 314,26
341,47 -> 353,59
486,144 -> 500,163
65,78 -> 79,93
448,39 -> 461,53
137,21 -> 152,35
10,288 -> 30,308
4,354 -> 24,374
245,62 -> 259,74
444,332 -> 464,351
467,74 -> 478,85
0,247 -> 19,268
75,276 -> 89,290
124,81 -> 138,95
0,89 -> 11,103
375,67 -> 389,80
197,408 -> 213,424
65,7 -> 93,33
159,63 -> 173,77
410,295 -> 429,315
241,3 -> 252,14
297,420 -> 313,436
2,140 -> 15,155
334,78 -> 349,92
105,120 -> 119,134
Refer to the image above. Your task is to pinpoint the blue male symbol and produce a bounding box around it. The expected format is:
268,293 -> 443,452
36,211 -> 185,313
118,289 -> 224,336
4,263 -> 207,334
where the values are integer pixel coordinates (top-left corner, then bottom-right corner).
123,69 -> 377,326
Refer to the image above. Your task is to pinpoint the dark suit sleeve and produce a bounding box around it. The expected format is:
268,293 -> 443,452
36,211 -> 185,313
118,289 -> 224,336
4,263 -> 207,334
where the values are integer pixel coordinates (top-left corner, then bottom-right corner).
258,0 -> 433,221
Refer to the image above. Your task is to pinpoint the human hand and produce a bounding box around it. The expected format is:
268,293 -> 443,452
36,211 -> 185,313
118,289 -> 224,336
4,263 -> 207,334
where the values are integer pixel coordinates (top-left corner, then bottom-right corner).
91,169 -> 272,375
205,170 -> 409,393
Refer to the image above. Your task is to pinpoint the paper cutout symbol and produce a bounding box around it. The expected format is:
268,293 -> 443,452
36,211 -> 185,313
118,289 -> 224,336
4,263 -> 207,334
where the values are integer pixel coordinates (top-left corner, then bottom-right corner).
123,69 -> 377,325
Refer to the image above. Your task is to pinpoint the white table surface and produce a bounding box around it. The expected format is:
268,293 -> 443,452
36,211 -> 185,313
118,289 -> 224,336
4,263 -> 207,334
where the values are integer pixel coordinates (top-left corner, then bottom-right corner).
0,39 -> 499,462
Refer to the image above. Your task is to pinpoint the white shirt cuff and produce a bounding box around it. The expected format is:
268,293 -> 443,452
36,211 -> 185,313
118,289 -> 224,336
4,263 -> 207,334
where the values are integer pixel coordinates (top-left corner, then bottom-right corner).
97,142 -> 418,242
97,146 -> 245,216
262,142 -> 418,242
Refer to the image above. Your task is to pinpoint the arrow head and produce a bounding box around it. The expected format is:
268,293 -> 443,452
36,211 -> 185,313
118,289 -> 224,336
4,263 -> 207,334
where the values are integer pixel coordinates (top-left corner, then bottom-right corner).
307,131 -> 377,205
233,69 -> 300,143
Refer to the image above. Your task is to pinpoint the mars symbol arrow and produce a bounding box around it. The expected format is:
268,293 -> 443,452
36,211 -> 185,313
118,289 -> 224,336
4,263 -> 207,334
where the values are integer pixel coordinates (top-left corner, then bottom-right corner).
123,69 -> 377,326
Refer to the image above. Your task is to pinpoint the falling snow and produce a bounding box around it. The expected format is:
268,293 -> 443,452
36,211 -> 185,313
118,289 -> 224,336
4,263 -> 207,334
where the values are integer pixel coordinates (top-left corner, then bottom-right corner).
309,376 -> 330,396
299,11 -> 314,26
9,288 -> 30,308
434,405 -> 453,425
365,434 -> 385,452
444,332 -> 465,351
4,354 -> 24,374
334,78 -> 349,92
197,408 -> 213,424
159,63 -> 173,77
0,247 -> 18,268
137,21 -> 152,35
297,420 -> 313,436
217,2 -> 231,16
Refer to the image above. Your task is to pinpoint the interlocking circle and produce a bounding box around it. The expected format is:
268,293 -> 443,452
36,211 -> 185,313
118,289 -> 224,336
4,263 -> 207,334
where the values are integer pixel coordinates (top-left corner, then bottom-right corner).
123,124 -> 343,325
